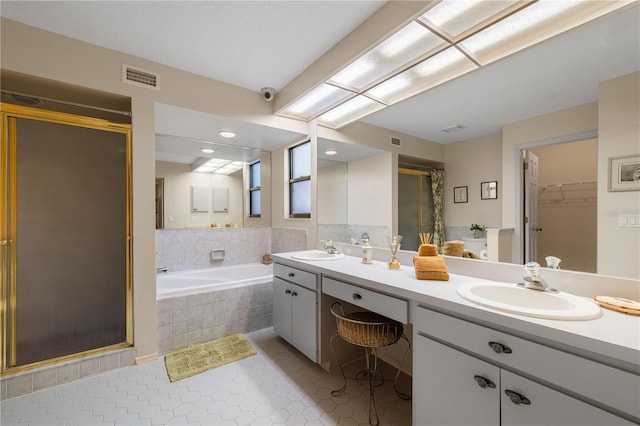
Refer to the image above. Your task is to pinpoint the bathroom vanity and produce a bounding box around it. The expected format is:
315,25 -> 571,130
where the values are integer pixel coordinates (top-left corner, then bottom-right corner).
272,250 -> 640,425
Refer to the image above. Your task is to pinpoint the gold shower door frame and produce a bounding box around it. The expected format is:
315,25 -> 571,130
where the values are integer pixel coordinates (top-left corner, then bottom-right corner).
398,168 -> 434,251
0,103 -> 133,375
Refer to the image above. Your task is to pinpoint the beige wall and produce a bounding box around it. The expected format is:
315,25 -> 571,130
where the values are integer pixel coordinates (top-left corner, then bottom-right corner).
348,153 -> 393,227
502,102 -> 598,265
444,133 -> 502,228
0,18 -> 309,361
597,72 -> 640,279
155,161 -> 243,229
532,139 -> 598,273
318,163 -> 349,225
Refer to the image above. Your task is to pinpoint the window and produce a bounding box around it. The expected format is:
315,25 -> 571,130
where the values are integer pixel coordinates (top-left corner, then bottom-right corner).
289,141 -> 311,218
249,161 -> 261,217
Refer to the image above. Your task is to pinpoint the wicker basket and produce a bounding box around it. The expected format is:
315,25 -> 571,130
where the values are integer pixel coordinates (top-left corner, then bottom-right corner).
330,304 -> 403,348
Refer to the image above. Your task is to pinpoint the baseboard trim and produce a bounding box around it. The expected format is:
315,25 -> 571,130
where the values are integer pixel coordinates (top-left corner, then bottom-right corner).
135,353 -> 158,365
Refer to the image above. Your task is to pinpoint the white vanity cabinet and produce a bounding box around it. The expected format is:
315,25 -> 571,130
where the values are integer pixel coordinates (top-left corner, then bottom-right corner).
413,305 -> 638,425
273,263 -> 318,362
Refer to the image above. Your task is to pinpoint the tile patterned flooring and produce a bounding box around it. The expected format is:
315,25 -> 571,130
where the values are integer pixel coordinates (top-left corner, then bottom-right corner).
1,328 -> 412,425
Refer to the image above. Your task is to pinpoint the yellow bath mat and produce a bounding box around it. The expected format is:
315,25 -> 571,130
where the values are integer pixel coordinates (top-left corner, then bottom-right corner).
164,333 -> 257,382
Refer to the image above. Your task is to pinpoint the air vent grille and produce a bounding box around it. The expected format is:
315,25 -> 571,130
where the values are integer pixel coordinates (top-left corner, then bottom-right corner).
391,137 -> 401,146
122,64 -> 160,90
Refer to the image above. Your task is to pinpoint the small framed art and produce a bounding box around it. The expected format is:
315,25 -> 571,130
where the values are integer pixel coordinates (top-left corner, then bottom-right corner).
608,155 -> 640,192
454,186 -> 468,203
481,181 -> 498,200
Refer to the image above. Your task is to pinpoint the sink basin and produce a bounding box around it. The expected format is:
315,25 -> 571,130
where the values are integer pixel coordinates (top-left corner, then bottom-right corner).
456,282 -> 602,320
290,251 -> 345,261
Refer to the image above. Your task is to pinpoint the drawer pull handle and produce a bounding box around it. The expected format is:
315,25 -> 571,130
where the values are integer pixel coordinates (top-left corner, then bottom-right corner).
488,341 -> 512,354
353,293 -> 362,300
505,389 -> 531,405
291,291 -> 298,297
473,375 -> 496,389
288,272 -> 295,278
285,289 -> 291,295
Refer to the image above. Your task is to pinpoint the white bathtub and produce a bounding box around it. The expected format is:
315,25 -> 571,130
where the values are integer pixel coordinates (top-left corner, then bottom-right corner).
157,263 -> 273,299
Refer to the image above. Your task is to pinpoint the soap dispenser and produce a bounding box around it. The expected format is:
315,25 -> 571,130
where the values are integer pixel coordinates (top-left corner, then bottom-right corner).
362,237 -> 373,264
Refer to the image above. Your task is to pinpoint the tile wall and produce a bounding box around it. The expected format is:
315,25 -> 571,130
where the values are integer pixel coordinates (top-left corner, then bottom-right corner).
317,224 -> 391,248
157,282 -> 273,355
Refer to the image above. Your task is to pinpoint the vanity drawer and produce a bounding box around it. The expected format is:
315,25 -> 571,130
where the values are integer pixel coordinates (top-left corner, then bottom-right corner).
323,277 -> 408,323
414,305 -> 640,420
274,263 -> 317,291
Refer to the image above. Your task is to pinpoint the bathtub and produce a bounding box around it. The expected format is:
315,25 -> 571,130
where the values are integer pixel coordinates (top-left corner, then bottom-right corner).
156,262 -> 273,299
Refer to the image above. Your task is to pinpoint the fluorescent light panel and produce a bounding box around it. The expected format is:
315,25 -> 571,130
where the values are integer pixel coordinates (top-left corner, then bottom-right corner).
366,47 -> 477,105
419,0 -> 519,39
280,84 -> 354,120
193,158 -> 245,174
328,21 -> 445,91
280,0 -> 630,128
317,95 -> 385,129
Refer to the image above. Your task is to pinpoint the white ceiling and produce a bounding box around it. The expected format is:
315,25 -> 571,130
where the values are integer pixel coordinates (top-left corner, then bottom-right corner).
2,1 -> 639,160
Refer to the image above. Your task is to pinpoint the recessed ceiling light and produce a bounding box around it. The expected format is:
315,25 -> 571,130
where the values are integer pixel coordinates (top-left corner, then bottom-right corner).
325,150 -> 337,156
219,131 -> 236,138
201,148 -> 214,154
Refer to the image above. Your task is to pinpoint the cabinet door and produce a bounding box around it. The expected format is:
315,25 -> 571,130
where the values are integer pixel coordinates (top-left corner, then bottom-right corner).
291,283 -> 317,362
501,370 -> 635,426
272,278 -> 292,344
414,334 -> 500,426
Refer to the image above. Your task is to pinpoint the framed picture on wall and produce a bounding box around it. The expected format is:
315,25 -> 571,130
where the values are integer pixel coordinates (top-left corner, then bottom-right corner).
608,154 -> 640,191
453,186 -> 468,203
481,181 -> 498,200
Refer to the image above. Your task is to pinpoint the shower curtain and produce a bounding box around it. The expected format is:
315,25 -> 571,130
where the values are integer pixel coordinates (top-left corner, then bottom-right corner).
430,170 -> 445,252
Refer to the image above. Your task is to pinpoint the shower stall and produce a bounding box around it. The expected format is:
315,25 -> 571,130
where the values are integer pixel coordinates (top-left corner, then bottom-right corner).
0,102 -> 133,374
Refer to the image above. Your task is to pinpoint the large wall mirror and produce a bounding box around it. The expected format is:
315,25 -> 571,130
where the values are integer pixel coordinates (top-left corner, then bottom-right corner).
317,138 -> 393,248
154,103 -> 305,229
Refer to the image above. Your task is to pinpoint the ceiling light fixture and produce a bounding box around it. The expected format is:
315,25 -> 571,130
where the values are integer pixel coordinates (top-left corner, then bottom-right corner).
325,150 -> 337,156
277,0 -> 628,129
201,148 -> 214,154
218,131 -> 236,138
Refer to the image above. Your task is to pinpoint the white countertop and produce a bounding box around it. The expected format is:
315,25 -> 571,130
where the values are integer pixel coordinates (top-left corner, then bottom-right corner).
273,251 -> 640,373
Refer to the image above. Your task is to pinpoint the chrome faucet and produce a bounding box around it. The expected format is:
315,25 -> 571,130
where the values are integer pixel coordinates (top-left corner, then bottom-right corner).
323,240 -> 340,254
522,262 -> 557,293
156,267 -> 168,274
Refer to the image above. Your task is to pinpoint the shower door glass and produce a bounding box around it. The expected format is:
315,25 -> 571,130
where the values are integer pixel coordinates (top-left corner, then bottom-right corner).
1,104 -> 132,372
398,169 -> 435,252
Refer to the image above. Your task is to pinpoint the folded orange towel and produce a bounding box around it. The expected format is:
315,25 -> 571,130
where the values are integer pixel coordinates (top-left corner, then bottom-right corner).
462,249 -> 481,259
443,240 -> 465,257
413,255 -> 450,281
418,244 -> 439,256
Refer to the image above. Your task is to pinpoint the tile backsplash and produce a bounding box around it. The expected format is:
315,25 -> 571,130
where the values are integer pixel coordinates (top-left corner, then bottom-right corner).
156,226 -> 308,272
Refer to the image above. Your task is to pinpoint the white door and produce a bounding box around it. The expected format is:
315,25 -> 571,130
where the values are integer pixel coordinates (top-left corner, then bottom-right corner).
523,150 -> 540,263
501,370 -> 634,426
272,278 -> 292,344
413,334 -> 500,426
291,284 -> 317,362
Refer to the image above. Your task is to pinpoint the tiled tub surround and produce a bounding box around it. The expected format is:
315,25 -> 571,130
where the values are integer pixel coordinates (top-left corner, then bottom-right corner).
157,282 -> 274,355
156,226 -> 309,273
156,227 -> 272,273
1,348 -> 136,400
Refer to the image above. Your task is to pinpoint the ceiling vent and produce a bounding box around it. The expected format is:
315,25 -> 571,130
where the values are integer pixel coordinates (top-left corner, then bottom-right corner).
442,124 -> 465,133
122,64 -> 160,90
391,137 -> 401,147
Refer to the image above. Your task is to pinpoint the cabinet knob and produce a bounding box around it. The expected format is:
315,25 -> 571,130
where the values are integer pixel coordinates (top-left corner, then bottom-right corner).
473,375 -> 496,389
505,389 -> 531,405
353,293 -> 362,300
488,341 -> 512,354
285,289 -> 291,295
291,291 -> 298,297
288,272 -> 295,278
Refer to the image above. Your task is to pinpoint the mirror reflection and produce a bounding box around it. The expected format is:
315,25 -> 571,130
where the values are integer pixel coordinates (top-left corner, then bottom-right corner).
317,138 -> 392,247
155,133 -> 263,229
153,103 -> 306,230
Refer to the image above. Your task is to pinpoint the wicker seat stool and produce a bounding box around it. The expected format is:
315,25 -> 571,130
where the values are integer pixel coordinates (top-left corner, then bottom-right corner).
329,302 -> 411,426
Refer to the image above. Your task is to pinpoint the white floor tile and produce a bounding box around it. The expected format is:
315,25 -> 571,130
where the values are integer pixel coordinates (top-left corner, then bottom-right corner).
1,328 -> 411,425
